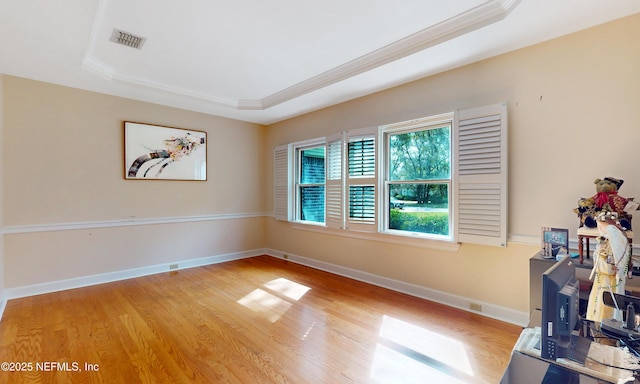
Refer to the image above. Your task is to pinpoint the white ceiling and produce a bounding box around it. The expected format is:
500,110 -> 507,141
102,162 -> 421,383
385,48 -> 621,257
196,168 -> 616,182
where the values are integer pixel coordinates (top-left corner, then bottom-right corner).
1,0 -> 639,125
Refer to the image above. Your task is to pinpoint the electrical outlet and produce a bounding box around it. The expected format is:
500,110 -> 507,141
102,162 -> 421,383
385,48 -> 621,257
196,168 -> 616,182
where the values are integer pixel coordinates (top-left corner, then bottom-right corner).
169,264 -> 179,270
469,303 -> 482,312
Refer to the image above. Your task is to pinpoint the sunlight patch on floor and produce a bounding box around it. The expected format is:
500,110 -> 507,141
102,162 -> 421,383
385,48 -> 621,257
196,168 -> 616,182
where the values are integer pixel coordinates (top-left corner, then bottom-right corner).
237,278 -> 311,322
237,289 -> 292,322
370,315 -> 474,383
371,343 -> 469,384
264,277 -> 311,301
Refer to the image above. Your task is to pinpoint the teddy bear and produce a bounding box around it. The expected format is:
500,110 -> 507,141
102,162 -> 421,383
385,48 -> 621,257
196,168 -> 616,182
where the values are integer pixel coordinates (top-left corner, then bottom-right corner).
575,177 -> 633,230
573,196 -> 597,226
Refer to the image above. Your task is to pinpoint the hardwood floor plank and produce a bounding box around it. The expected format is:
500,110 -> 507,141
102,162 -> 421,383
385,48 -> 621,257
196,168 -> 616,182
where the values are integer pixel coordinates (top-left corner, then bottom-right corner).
0,256 -> 521,383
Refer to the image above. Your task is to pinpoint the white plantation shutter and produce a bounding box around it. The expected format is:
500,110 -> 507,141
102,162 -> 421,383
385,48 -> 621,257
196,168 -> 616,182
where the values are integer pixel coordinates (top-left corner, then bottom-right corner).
348,137 -> 375,177
326,133 -> 344,229
348,186 -> 375,220
273,144 -> 292,221
346,128 -> 377,230
454,102 -> 508,246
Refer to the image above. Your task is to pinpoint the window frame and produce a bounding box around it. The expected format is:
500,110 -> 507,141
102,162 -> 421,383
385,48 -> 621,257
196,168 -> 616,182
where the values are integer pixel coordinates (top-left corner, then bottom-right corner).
380,113 -> 454,240
288,137 -> 327,226
292,138 -> 326,225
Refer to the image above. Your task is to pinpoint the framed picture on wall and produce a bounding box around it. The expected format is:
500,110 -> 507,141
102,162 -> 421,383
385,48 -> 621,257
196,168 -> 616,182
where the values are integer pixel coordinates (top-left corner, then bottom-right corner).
124,122 -> 207,181
541,227 -> 569,258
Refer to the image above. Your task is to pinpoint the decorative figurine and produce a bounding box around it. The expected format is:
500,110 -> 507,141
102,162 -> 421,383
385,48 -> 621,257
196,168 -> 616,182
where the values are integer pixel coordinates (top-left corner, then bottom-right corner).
586,212 -> 632,323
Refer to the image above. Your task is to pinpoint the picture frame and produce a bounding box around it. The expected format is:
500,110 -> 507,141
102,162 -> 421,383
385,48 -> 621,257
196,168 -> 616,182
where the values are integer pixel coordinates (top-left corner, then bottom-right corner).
541,227 -> 569,258
124,122 -> 207,181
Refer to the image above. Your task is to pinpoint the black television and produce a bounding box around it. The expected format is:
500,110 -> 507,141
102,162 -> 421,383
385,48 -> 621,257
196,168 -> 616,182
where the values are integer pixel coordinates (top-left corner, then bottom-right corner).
540,256 -> 589,363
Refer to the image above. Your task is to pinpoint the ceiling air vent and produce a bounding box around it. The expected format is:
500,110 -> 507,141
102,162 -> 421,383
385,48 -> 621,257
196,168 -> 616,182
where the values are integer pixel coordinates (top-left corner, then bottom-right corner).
110,29 -> 146,49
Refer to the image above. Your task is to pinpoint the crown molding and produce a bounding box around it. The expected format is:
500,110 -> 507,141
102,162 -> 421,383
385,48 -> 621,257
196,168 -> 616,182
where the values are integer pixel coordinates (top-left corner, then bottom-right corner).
81,56 -> 239,107
243,0 -> 522,110
82,0 -> 520,111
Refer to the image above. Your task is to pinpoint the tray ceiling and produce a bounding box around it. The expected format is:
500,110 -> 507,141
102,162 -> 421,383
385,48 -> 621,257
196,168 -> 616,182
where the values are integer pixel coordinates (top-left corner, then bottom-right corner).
1,0 -> 639,124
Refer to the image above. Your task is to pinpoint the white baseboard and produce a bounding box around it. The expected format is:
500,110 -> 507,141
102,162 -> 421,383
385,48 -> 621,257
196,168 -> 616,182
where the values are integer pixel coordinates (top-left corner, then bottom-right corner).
265,249 -> 530,327
4,249 -> 268,300
2,248 -> 529,327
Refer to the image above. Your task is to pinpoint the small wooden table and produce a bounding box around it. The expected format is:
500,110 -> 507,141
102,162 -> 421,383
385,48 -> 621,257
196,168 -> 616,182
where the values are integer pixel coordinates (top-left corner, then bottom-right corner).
577,226 -> 633,264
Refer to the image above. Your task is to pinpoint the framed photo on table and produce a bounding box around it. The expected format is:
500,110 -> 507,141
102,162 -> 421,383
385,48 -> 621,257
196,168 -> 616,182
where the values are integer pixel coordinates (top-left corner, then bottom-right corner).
124,122 -> 207,181
541,227 -> 569,258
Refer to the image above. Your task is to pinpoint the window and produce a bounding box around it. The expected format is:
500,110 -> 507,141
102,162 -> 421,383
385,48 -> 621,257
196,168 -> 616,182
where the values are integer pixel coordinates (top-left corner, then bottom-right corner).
383,117 -> 452,239
274,102 -> 507,247
297,144 -> 325,224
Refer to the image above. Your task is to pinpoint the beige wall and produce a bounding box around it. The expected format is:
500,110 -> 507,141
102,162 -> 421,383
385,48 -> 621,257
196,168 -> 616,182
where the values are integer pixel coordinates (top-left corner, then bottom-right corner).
265,14 -> 640,314
4,77 -> 267,224
2,76 -> 267,289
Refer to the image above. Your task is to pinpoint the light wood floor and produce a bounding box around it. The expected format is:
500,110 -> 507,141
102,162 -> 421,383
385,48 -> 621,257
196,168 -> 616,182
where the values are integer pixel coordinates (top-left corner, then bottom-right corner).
0,256 -> 522,383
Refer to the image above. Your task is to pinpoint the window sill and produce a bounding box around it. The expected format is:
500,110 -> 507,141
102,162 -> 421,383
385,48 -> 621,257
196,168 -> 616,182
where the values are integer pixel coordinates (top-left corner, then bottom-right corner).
290,222 -> 461,252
